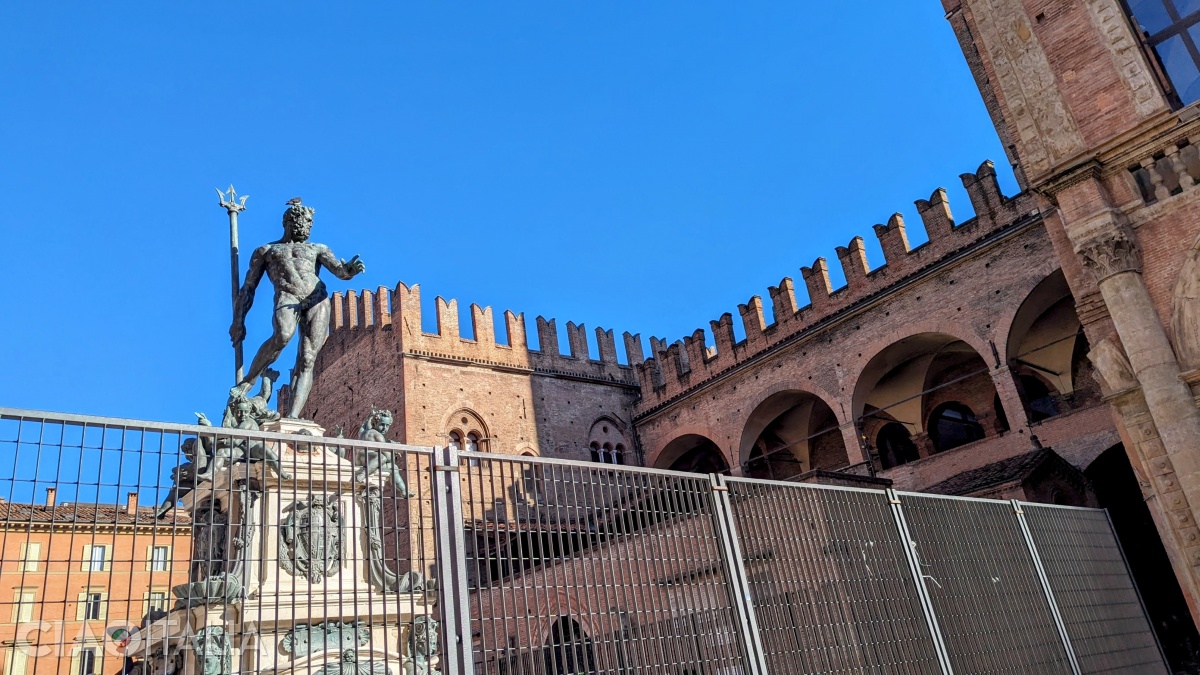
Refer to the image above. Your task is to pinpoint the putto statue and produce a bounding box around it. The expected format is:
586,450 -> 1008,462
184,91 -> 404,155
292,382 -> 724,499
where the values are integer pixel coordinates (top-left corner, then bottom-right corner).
403,616 -> 441,675
330,408 -> 413,497
156,369 -> 290,517
229,198 -> 366,418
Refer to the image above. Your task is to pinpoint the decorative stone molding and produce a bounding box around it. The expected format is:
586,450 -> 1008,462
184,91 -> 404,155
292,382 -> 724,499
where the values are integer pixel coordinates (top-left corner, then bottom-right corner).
1173,235 -> 1200,370
282,621 -> 371,659
964,0 -> 1084,177
1077,230 -> 1142,282
280,497 -> 345,583
1090,337 -> 1140,395
1083,0 -> 1168,120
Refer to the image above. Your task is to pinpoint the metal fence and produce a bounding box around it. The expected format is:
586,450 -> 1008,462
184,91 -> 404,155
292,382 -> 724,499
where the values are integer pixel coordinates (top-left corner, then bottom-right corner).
0,407 -> 1167,674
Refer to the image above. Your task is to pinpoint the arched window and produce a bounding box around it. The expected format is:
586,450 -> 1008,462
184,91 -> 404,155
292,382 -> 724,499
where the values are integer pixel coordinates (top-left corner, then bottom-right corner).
1020,375 -> 1059,422
929,403 -> 985,453
590,442 -> 625,465
448,431 -> 462,452
544,617 -> 596,675
877,423 -> 920,469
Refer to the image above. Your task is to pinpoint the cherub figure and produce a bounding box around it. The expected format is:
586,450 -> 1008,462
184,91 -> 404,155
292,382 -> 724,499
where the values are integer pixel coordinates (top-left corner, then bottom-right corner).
403,616 -> 440,675
330,408 -> 412,497
200,368 -> 291,480
154,436 -> 208,518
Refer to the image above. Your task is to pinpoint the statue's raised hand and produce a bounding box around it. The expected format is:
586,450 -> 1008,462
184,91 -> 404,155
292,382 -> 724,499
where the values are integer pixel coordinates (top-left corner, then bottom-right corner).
229,321 -> 246,346
343,255 -> 366,276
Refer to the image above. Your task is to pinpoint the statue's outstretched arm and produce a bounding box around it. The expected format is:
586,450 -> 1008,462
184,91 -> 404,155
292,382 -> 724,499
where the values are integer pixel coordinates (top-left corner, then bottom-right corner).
317,246 -> 366,281
231,247 -> 268,344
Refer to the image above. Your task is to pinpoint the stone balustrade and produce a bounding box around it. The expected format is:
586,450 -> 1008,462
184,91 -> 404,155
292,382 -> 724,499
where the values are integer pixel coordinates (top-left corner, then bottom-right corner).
1130,138 -> 1200,205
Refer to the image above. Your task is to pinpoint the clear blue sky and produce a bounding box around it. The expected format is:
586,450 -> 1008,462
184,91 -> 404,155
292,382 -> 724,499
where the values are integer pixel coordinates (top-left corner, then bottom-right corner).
0,2 -> 1017,424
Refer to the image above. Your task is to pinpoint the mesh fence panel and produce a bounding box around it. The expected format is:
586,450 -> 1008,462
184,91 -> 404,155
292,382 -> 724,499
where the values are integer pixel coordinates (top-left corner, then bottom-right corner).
0,410 -> 442,675
724,479 -> 943,674
0,407 -> 1172,675
1023,504 -> 1166,674
897,493 -> 1074,674
459,453 -> 750,675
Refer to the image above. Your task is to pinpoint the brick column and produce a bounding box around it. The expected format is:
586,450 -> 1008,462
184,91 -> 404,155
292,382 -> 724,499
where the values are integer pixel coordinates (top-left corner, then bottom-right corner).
989,364 -> 1030,433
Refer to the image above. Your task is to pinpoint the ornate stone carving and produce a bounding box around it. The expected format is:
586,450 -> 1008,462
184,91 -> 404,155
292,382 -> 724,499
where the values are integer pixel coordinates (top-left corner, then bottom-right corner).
280,497 -> 344,582
1172,232 -> 1200,370
1083,0 -> 1168,119
1089,336 -> 1139,394
282,621 -> 370,658
191,626 -> 232,675
1077,231 -> 1142,283
963,0 -> 1084,176
315,650 -> 393,675
403,616 -> 440,675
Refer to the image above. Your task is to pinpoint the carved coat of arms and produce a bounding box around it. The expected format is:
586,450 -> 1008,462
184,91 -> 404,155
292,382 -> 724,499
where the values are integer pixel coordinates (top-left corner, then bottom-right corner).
280,497 -> 344,582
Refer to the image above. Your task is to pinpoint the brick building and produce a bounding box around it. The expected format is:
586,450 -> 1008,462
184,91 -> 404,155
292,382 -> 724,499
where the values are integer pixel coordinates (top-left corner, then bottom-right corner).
307,0 -> 1200,668
0,491 -> 190,675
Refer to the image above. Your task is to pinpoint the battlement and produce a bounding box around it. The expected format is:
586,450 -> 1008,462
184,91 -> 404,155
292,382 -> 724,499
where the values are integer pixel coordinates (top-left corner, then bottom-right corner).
636,160 -> 1039,405
327,282 -> 641,385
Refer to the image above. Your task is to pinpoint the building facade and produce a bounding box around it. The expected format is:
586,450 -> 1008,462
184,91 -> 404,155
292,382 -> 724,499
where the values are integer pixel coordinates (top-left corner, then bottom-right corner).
0,492 -> 191,675
308,0 -> 1200,667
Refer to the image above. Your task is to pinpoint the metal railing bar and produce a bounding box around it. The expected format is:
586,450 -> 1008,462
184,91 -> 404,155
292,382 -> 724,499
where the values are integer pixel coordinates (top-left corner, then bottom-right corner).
1011,499 -> 1082,675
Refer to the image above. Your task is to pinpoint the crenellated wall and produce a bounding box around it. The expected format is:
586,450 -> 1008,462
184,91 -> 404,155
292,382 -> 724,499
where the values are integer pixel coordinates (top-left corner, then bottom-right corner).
310,282 -> 641,464
635,161 -> 1039,407
328,282 -> 643,384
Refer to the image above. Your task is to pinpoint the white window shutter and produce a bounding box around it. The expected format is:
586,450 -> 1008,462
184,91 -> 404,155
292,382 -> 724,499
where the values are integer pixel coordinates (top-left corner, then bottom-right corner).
145,545 -> 151,572
80,545 -> 92,573
75,593 -> 86,621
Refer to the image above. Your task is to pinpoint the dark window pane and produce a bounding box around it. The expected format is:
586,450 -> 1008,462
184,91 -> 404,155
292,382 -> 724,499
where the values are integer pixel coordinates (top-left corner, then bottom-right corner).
1162,33 -> 1200,103
1130,0 -> 1176,34
1173,0 -> 1200,20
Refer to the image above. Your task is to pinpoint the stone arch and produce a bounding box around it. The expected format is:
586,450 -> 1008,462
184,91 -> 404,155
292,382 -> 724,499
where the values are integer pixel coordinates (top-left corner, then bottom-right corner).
1003,269 -> 1099,420
539,615 -> 598,675
654,433 -> 730,474
991,259 -> 1071,355
443,407 -> 490,453
587,415 -> 630,464
645,423 -> 721,468
844,319 -> 994,410
852,331 -> 1002,464
737,388 -> 848,479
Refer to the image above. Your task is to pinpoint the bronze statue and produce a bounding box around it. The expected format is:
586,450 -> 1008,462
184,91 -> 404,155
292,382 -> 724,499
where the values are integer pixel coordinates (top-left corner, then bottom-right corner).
331,408 -> 412,497
229,198 -> 365,418
157,370 -> 291,518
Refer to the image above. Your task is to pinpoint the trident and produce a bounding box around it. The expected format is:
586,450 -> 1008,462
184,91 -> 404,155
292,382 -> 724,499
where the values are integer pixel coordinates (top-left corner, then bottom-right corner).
217,185 -> 249,384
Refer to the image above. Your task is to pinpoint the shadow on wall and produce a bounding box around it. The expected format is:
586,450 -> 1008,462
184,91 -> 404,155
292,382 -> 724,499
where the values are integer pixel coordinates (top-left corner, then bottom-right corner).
1086,445 -> 1200,671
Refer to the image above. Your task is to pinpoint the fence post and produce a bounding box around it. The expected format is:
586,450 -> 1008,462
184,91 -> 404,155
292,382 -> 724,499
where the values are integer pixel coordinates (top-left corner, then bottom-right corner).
1010,499 -> 1081,675
431,445 -> 474,675
886,488 -> 955,675
707,474 -> 770,675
